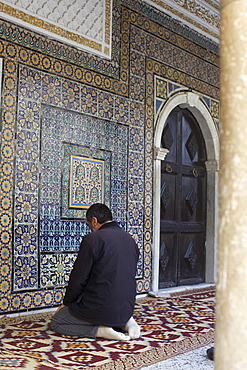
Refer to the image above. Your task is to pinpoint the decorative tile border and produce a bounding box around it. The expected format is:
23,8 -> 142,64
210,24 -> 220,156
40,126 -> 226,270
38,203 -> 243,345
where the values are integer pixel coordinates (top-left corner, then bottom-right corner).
120,0 -> 219,53
142,0 -> 219,43
155,75 -> 220,124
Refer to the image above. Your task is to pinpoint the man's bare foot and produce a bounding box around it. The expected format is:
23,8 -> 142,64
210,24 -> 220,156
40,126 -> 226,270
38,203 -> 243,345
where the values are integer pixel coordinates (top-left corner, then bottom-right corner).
96,326 -> 131,341
121,317 -> 140,339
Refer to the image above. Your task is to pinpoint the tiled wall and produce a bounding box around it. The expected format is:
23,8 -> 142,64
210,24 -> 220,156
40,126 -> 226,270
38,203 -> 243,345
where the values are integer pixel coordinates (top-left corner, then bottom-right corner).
0,0 -> 219,314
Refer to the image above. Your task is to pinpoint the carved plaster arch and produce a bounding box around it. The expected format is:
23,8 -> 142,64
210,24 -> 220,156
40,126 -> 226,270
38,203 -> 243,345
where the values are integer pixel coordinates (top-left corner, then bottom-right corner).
152,90 -> 219,294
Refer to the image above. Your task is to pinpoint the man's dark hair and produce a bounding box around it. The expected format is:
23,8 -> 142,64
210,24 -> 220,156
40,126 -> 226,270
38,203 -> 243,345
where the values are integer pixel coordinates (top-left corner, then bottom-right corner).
86,203 -> 112,224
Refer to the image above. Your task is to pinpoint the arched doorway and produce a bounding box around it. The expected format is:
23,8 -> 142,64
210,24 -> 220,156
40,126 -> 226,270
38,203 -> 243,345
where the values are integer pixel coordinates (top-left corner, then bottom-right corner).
152,91 -> 219,293
159,107 -> 207,288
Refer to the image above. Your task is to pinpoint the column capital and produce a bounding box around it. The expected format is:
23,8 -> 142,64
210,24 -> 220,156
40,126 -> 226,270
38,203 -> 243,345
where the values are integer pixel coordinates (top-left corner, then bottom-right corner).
154,147 -> 169,160
205,159 -> 219,172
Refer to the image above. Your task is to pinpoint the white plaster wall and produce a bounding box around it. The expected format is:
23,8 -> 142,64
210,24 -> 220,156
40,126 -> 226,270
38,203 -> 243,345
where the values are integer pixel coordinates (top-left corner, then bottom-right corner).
0,0 -> 112,58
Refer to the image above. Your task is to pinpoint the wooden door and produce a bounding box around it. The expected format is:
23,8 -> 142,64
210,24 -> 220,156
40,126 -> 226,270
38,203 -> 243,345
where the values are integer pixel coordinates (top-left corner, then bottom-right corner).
159,107 -> 207,288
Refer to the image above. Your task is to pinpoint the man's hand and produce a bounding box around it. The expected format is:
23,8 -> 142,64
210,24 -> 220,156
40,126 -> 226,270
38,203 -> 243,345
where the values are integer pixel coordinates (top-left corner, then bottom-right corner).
55,304 -> 67,313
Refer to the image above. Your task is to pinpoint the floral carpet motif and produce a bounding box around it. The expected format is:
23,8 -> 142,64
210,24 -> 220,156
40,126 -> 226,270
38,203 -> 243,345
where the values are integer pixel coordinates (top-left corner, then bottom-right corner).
0,288 -> 215,370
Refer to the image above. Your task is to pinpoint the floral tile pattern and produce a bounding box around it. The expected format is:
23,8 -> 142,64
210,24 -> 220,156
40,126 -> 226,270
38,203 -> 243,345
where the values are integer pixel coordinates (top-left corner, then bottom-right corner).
0,0 -> 219,313
40,253 -> 77,287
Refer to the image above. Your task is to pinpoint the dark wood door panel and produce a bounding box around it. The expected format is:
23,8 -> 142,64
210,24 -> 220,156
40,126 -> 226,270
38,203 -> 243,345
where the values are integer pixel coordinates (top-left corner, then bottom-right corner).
160,172 -> 177,221
159,107 -> 206,288
161,109 -> 178,163
159,232 -> 177,288
181,175 -> 206,222
178,232 -> 205,285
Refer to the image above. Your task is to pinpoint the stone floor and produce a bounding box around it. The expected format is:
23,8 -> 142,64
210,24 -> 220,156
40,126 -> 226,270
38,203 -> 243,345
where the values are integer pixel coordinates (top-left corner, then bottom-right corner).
141,344 -> 214,369
148,283 -> 215,299
142,284 -> 215,370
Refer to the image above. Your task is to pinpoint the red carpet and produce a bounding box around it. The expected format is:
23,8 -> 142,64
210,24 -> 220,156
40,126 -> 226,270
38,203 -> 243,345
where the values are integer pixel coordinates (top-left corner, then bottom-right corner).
0,288 -> 215,369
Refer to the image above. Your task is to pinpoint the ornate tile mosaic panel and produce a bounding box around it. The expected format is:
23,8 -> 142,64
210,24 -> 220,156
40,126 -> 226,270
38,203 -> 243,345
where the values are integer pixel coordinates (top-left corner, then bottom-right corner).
61,143 -> 112,220
69,156 -> 105,208
69,156 -> 104,208
0,0 -> 219,314
38,104 -> 130,264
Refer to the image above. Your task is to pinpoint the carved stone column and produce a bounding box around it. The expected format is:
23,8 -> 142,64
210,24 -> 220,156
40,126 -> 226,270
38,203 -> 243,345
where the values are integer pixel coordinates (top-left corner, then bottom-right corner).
151,147 -> 169,294
216,0 -> 247,368
205,160 -> 219,283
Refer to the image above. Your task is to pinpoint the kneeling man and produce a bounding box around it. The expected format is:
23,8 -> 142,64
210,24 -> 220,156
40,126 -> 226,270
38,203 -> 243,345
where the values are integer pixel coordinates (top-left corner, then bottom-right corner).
51,203 -> 140,341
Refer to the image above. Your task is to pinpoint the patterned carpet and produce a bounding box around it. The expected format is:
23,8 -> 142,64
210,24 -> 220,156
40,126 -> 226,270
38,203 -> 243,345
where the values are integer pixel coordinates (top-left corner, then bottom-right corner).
0,288 -> 215,370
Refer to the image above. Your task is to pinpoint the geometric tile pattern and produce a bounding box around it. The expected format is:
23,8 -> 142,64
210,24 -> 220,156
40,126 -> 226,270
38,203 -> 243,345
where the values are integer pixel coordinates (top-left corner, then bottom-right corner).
40,253 -> 77,287
15,69 -> 132,291
0,0 -> 219,313
16,57 -> 145,294
142,0 -> 220,43
155,76 -> 220,126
